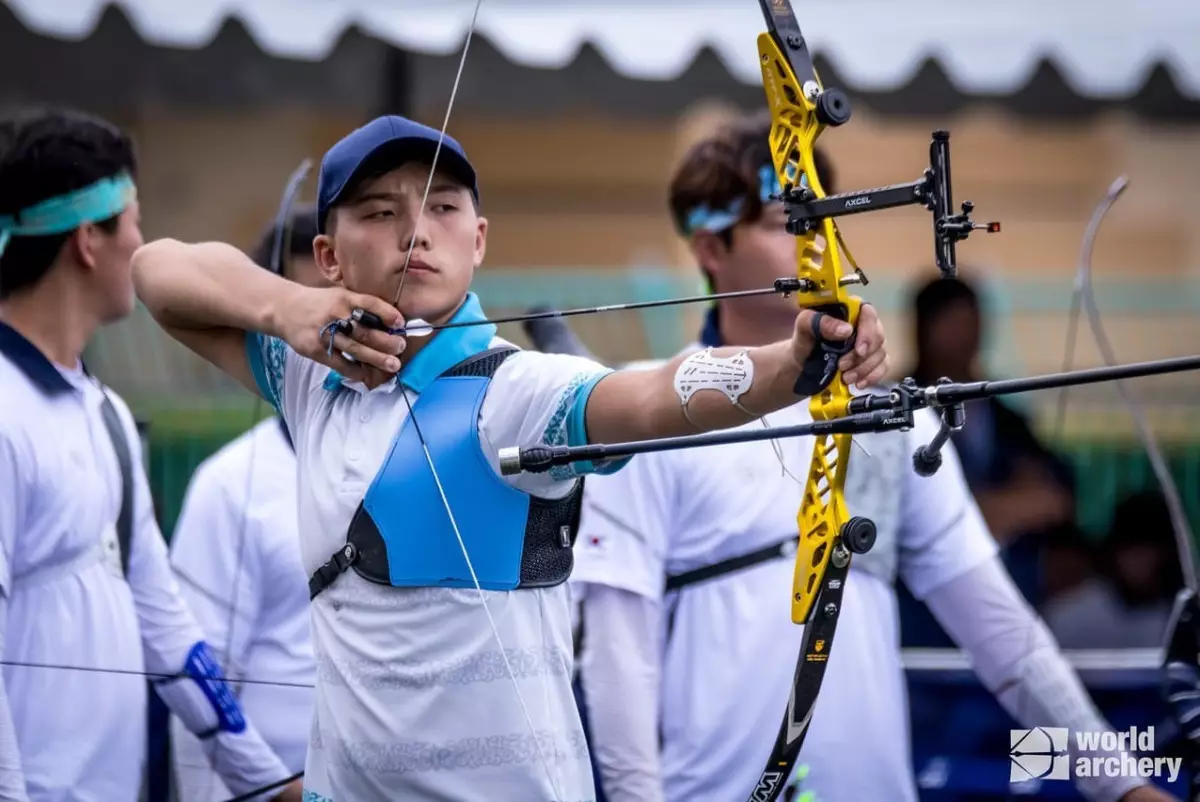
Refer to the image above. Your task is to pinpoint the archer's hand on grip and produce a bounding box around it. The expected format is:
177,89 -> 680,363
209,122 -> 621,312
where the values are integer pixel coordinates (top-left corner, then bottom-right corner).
791,301 -> 888,395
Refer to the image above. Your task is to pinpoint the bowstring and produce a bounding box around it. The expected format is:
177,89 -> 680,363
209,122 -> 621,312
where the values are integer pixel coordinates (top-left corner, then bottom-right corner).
385,0 -> 566,798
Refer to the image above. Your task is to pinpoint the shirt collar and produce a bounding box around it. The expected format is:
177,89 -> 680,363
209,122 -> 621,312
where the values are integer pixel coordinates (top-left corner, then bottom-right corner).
0,320 -> 74,396
698,306 -> 723,347
321,292 -> 497,395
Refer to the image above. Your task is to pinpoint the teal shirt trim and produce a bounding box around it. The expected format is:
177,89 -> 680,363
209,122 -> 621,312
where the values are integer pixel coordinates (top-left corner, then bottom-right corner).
321,292 -> 496,394
545,369 -> 630,481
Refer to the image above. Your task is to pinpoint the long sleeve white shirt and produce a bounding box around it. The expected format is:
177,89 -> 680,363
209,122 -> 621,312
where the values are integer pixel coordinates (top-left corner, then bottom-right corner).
0,324 -> 291,801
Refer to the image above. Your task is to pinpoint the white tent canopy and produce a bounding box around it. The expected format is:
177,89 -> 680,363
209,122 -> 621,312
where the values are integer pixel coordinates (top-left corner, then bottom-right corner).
7,0 -> 1200,98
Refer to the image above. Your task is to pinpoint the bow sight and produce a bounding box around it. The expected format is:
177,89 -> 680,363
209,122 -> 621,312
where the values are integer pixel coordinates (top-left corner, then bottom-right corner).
779,131 -> 1001,279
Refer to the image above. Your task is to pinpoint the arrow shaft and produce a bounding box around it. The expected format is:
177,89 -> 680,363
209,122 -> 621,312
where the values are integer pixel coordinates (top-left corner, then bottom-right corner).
392,280 -> 804,336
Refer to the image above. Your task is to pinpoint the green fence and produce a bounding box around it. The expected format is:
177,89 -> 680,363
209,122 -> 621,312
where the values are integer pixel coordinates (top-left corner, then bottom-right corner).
89,268 -> 1198,543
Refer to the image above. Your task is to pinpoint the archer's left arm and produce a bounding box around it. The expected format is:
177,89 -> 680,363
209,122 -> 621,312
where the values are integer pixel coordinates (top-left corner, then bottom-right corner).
926,561 -> 1166,802
108,397 -> 294,799
896,413 -> 1162,802
584,303 -> 888,446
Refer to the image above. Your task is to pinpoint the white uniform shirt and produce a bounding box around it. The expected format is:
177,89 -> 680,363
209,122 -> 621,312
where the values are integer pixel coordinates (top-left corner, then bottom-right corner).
0,321 -> 289,801
571,353 -> 996,802
169,417 -> 315,801
245,293 -> 624,802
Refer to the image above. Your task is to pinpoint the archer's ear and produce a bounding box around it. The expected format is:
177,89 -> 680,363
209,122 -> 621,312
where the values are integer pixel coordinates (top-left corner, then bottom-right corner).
474,215 -> 488,268
312,234 -> 343,285
70,223 -> 103,271
689,231 -> 728,280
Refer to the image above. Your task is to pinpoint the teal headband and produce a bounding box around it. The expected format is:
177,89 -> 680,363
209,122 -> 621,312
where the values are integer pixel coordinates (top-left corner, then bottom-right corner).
680,163 -> 804,236
0,172 -> 137,257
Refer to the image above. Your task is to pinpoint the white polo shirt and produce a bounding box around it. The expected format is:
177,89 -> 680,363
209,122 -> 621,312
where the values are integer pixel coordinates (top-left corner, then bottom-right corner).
245,293 -> 624,802
169,417 -> 315,801
571,348 -> 996,802
0,321 -> 290,801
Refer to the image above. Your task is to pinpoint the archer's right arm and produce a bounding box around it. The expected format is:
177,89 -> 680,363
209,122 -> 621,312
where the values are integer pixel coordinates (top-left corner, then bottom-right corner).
131,239 -> 405,394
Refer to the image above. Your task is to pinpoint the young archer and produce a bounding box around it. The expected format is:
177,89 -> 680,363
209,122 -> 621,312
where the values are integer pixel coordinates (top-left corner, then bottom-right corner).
569,113 -> 1177,802
131,114 -> 890,800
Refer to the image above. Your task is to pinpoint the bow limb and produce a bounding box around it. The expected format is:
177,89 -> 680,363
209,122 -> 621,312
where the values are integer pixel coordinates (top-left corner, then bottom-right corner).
746,3 -> 875,799
1065,176 -> 1196,586
1062,177 -> 1200,797
385,1 -> 569,800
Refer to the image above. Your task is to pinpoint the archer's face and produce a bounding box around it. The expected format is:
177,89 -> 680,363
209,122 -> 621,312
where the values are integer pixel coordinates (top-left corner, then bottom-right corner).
316,161 -> 486,324
698,201 -> 805,323
90,198 -> 145,324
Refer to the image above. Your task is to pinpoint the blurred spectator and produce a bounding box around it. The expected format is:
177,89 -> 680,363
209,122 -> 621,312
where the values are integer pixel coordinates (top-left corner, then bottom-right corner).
896,276 -> 1077,648
1040,522 -> 1100,605
906,276 -> 1075,602
1044,491 -> 1183,649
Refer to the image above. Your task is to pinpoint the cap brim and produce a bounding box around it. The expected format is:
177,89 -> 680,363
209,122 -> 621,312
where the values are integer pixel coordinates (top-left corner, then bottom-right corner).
329,136 -> 477,210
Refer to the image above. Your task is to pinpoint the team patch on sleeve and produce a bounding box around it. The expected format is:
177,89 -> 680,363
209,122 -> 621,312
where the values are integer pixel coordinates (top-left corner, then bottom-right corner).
302,791 -> 333,802
245,331 -> 288,413
540,369 -> 630,481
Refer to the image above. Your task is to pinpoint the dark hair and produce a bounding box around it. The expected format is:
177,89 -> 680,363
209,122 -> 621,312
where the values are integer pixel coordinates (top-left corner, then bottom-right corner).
1104,489 -> 1184,601
910,275 -> 980,359
668,110 -> 836,245
248,202 -> 318,276
0,107 -> 137,300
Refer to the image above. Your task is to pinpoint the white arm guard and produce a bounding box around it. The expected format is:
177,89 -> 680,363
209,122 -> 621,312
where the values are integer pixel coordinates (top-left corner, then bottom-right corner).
673,348 -> 756,426
925,558 -> 1150,802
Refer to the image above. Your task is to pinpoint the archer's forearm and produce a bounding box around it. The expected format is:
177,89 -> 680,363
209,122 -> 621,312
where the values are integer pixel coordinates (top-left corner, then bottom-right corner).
926,558 -> 1146,802
132,239 -> 298,337
586,341 -> 801,445
580,586 -> 666,802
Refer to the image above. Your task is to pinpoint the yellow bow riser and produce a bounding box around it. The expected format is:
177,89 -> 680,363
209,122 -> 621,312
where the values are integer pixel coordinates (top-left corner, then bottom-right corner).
757,28 -> 865,626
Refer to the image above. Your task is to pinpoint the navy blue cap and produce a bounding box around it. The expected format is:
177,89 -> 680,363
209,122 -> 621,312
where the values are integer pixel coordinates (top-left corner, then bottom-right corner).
316,115 -> 478,234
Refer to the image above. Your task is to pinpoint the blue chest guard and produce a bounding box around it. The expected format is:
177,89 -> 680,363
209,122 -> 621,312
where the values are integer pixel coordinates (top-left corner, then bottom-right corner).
308,347 -> 584,599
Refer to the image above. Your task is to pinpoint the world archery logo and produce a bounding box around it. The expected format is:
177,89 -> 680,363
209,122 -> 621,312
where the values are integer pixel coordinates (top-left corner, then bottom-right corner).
1010,727 -> 1070,781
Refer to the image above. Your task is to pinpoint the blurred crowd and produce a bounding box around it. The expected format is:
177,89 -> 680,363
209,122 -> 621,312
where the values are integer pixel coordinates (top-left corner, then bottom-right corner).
896,274 -> 1182,652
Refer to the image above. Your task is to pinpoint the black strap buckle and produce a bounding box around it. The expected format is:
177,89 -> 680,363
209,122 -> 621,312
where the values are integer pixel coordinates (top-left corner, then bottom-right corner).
308,543 -> 359,600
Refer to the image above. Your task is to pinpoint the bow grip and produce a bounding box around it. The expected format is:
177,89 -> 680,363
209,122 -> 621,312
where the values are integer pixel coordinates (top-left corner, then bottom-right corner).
792,301 -> 860,397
